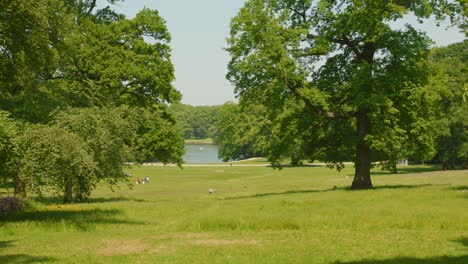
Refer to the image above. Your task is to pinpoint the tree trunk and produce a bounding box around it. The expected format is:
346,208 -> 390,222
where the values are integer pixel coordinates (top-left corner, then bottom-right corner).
352,110 -> 373,190
389,159 -> 398,174
63,179 -> 73,204
14,175 -> 25,197
391,160 -> 398,174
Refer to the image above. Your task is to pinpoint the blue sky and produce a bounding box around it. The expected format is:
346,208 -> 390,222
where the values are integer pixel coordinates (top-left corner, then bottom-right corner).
100,0 -> 465,106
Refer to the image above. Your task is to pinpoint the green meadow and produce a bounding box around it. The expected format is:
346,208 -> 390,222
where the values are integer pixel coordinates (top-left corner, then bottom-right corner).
1,165 -> 467,264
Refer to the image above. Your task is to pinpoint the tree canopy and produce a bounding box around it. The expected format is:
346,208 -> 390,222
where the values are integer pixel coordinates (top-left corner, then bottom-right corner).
168,104 -> 221,140
227,0 -> 465,189
1,0 -> 180,122
215,103 -> 268,161
0,1 -> 185,202
430,41 -> 468,169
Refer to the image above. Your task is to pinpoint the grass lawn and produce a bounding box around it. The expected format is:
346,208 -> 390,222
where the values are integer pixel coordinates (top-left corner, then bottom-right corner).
1,165 -> 467,263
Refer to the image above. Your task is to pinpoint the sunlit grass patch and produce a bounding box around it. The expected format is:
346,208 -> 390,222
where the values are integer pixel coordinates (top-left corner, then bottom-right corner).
0,166 -> 467,263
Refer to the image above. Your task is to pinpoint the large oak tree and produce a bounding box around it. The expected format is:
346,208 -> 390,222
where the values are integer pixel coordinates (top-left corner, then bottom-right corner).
227,0 -> 465,189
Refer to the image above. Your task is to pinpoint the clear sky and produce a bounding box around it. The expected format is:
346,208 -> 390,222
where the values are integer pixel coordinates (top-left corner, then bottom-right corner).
100,0 -> 465,106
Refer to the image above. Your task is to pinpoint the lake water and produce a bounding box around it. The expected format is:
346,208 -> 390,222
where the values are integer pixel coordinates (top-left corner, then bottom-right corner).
183,144 -> 224,164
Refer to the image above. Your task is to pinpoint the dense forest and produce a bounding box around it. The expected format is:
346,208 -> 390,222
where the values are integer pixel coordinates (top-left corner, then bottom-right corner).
168,104 -> 221,140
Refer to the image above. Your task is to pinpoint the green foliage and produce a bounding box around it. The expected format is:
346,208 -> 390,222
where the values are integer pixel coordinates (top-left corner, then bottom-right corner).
0,0 -> 71,122
53,8 -> 179,110
3,106 -> 184,203
431,41 -> 468,169
130,108 -> 185,166
1,1 -> 180,123
0,0 -> 64,92
227,0 -> 464,188
169,104 -> 221,139
0,111 -> 18,188
215,103 -> 268,161
53,107 -> 185,194
53,107 -> 136,191
0,1 -> 185,201
14,125 -> 96,203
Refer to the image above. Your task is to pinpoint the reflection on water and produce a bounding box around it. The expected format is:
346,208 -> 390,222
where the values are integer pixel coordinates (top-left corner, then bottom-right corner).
183,144 -> 224,164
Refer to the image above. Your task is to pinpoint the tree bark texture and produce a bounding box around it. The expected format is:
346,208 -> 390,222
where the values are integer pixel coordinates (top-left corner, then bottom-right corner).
352,110 -> 373,189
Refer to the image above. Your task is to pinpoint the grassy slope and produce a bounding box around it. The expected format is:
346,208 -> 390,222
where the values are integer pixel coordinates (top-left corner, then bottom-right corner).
1,165 -> 467,264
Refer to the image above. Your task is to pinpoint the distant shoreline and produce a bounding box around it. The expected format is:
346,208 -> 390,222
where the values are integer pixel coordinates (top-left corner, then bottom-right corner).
140,161 -> 355,167
184,138 -> 213,145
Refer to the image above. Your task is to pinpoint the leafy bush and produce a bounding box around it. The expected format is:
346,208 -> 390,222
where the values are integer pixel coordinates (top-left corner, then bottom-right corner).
14,125 -> 96,203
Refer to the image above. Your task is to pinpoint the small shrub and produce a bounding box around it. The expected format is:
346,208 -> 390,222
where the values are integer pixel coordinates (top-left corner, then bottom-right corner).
0,197 -> 23,214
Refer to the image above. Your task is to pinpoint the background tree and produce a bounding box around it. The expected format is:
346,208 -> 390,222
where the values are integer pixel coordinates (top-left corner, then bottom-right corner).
215,103 -> 268,161
227,0 -> 464,189
53,107 -> 137,194
0,112 -> 18,190
129,107 -> 185,166
14,125 -> 95,203
7,106 -> 184,202
169,104 -> 221,139
431,41 -> 468,169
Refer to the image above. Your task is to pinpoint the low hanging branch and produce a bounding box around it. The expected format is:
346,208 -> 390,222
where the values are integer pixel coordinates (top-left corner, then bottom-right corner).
283,77 -> 354,119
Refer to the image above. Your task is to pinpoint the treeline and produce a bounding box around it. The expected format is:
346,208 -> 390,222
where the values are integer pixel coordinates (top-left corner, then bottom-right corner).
168,104 -> 221,139
214,41 -> 467,170
0,1 -> 184,203
430,41 -> 468,169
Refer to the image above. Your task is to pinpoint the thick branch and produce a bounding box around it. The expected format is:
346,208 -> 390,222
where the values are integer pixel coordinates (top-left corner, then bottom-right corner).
284,78 -> 353,119
331,35 -> 363,59
296,49 -> 328,57
289,6 -> 308,24
85,0 -> 97,16
307,34 -> 363,59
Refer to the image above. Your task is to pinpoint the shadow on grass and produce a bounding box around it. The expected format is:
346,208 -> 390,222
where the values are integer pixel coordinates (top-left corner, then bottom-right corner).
335,237 -> 468,264
0,240 -> 14,248
0,254 -> 56,264
374,184 -> 449,190
224,187 -> 348,200
275,164 -> 331,168
449,186 -> 468,199
88,197 -> 148,204
0,241 -> 56,263
334,255 -> 468,264
225,184 -> 445,200
0,208 -> 143,231
451,186 -> 468,191
458,237 -> 468,247
33,196 -> 148,205
369,165 -> 443,176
